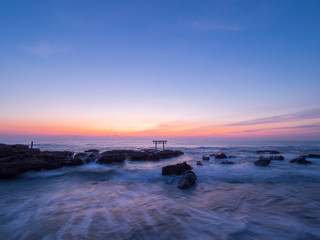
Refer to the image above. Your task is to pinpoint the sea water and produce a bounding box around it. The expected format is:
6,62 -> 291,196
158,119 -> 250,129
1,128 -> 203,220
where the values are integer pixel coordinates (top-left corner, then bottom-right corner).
0,140 -> 320,240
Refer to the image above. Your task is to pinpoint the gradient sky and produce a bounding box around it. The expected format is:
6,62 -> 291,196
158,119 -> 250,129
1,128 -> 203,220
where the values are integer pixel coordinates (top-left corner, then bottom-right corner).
1,0 -> 320,140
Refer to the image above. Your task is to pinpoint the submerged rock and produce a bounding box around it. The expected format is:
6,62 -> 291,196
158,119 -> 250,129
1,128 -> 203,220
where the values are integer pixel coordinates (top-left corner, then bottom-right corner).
256,150 -> 280,154
220,160 -> 234,164
290,157 -> 312,164
228,156 -> 236,158
211,153 -> 227,159
162,162 -> 192,175
128,150 -> 184,161
259,155 -> 284,161
202,156 -> 210,160
177,171 -> 197,189
196,161 -> 203,166
254,157 -> 270,166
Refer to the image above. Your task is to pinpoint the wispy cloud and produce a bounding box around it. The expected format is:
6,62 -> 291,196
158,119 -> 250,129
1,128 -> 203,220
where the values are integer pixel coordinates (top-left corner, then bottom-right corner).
232,123 -> 320,133
20,43 -> 68,57
226,109 -> 320,127
191,21 -> 244,31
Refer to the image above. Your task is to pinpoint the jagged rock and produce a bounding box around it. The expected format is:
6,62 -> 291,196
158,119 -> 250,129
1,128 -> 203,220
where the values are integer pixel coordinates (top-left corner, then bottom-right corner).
196,161 -> 203,166
211,153 -> 227,159
0,144 -> 77,178
74,152 -> 94,164
97,151 -> 128,164
290,157 -> 312,164
220,160 -> 234,164
254,157 -> 270,166
202,156 -> 210,160
256,150 -> 280,154
177,171 -> 197,189
162,162 -> 192,175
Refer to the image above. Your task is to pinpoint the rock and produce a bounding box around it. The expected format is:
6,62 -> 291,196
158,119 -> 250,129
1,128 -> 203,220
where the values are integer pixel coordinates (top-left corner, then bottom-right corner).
0,144 -> 77,178
254,157 -> 270,166
220,160 -> 234,164
162,162 -> 192,175
256,150 -> 280,154
84,149 -> 100,154
196,161 -> 203,166
259,155 -> 284,161
97,150 -> 128,164
128,150 -> 184,161
202,156 -> 210,160
301,154 -> 320,159
290,157 -> 312,164
74,152 -> 94,164
228,156 -> 236,158
212,153 -> 227,159
177,171 -> 197,189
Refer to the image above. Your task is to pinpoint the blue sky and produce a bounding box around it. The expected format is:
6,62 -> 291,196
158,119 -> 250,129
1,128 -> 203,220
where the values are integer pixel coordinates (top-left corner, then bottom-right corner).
0,0 -> 320,139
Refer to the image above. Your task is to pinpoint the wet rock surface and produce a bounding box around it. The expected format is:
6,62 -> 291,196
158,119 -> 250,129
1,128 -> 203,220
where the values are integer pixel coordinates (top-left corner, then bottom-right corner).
258,155 -> 284,161
254,157 -> 271,166
202,156 -> 210,160
162,162 -> 192,175
0,144 -> 77,178
290,157 -> 312,164
196,161 -> 203,166
211,153 -> 227,159
0,144 -> 184,178
177,170 -> 197,189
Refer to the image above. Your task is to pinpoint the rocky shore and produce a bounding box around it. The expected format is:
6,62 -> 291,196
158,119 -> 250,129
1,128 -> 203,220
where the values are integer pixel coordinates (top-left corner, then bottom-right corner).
0,144 -> 184,178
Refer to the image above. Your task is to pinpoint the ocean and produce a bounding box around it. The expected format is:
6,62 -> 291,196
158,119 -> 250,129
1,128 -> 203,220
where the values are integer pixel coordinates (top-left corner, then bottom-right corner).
0,140 -> 320,240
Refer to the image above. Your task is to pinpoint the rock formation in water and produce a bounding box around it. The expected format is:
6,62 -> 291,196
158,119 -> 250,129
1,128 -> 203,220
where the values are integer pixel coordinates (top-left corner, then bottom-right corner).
210,152 -> 228,159
220,160 -> 234,164
162,162 -> 192,175
254,157 -> 271,166
289,157 -> 312,164
177,170 -> 197,189
202,156 -> 210,160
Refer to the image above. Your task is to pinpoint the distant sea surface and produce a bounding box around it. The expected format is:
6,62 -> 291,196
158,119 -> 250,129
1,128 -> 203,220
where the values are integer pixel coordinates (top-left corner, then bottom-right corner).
1,140 -> 320,240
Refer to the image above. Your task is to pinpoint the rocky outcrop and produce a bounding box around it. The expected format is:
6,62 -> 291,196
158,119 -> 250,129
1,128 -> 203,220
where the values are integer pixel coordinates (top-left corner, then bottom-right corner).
196,161 -> 203,166
128,150 -> 184,161
256,150 -> 280,154
254,157 -> 270,166
202,156 -> 210,160
210,153 -> 227,159
97,150 -> 129,164
220,160 -> 234,164
0,144 -> 78,178
290,157 -> 312,164
177,171 -> 197,189
162,162 -> 192,175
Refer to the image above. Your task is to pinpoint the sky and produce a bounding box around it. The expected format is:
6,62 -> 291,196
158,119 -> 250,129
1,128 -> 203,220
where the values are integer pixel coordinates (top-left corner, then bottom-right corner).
1,0 -> 320,140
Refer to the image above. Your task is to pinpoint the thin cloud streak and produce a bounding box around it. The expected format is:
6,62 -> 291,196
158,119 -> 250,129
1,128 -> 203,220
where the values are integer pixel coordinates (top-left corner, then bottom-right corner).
226,109 -> 320,127
232,123 -> 320,133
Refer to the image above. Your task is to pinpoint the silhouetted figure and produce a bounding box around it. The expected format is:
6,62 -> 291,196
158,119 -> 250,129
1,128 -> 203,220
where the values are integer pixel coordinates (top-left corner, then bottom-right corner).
31,141 -> 33,149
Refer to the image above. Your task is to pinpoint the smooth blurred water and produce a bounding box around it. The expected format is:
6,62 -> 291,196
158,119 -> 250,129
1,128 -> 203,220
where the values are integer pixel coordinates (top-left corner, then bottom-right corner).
1,140 -> 320,240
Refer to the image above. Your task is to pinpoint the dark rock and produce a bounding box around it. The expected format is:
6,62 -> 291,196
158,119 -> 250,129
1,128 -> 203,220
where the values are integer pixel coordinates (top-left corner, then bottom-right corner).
254,157 -> 270,166
212,153 -> 227,159
228,156 -> 236,158
196,161 -> 203,166
162,162 -> 192,175
301,154 -> 320,159
290,157 -> 312,164
220,160 -> 234,164
128,150 -> 184,161
84,149 -> 100,154
202,156 -> 210,160
259,155 -> 284,161
97,151 -> 127,164
0,144 -> 77,178
177,171 -> 197,189
74,152 -> 94,164
256,150 -> 280,154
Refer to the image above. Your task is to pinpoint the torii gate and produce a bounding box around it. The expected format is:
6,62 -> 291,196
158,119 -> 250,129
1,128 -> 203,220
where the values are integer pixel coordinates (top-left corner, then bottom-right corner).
153,140 -> 167,150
